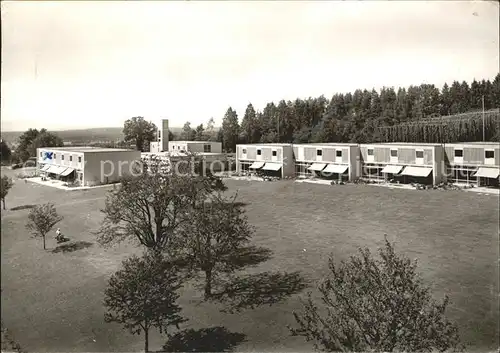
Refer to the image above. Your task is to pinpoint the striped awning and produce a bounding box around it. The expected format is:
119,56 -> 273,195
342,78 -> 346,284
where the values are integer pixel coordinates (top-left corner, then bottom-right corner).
46,165 -> 59,174
262,163 -> 281,171
473,167 -> 500,179
60,167 -> 75,177
401,166 -> 433,177
323,164 -> 348,174
381,165 -> 403,174
308,163 -> 327,172
249,161 -> 265,169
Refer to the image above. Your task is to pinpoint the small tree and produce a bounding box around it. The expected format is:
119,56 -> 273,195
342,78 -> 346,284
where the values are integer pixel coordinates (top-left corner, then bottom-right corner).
290,237 -> 463,352
178,192 -> 255,299
25,203 -> 63,250
0,175 -> 13,210
104,250 -> 185,352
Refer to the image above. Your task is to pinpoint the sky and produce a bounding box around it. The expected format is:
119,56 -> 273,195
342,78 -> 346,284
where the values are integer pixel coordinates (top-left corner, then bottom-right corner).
1,1 -> 499,131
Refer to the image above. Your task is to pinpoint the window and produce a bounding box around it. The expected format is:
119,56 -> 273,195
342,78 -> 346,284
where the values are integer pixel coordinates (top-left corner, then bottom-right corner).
272,150 -> 277,156
69,156 -> 73,162
204,144 -> 211,153
316,149 -> 322,156
416,150 -> 424,158
257,149 -> 262,155
367,148 -> 374,156
242,148 -> 247,154
390,149 -> 398,157
78,156 -> 82,163
40,152 -> 43,157
336,150 -> 342,157
454,149 -> 463,157
158,131 -> 161,139
61,155 -> 64,160
54,154 -> 56,158
485,150 -> 494,159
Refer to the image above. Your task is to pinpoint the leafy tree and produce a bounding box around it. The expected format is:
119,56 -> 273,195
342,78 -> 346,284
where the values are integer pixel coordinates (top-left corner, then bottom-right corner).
168,130 -> 175,142
179,122 -> 196,141
204,117 -> 217,141
240,103 -> 260,144
0,140 -> 12,164
104,250 -> 185,352
221,107 -> 240,152
177,192 -> 255,299
194,124 -> 206,141
290,238 -> 463,352
97,159 -> 226,251
15,128 -> 63,162
216,128 -> 224,144
123,117 -> 157,152
25,203 -> 63,250
28,131 -> 64,158
0,176 -> 13,210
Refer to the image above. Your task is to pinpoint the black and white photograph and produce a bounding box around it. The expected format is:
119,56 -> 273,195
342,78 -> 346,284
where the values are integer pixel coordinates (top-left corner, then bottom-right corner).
1,1 -> 499,352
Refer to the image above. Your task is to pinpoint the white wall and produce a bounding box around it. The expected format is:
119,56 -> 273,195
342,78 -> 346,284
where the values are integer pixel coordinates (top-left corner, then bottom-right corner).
168,141 -> 222,153
83,150 -> 141,186
37,148 -> 84,171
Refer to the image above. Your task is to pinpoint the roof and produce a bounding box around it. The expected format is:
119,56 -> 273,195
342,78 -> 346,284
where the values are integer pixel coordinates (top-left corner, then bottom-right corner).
237,143 -> 293,147
169,141 -> 221,144
373,142 -> 443,147
39,147 -> 136,153
294,143 -> 358,147
444,142 -> 499,148
142,151 -> 229,157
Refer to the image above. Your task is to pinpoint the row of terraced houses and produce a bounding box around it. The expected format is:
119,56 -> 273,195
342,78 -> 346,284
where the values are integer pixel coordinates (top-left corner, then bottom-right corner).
235,142 -> 500,187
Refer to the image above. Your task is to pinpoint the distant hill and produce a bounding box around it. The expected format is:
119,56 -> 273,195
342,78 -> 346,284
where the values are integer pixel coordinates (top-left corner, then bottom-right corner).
1,126 -> 186,145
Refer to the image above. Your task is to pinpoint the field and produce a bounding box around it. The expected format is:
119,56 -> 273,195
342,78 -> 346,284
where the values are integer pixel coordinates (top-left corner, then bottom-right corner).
1,167 -> 499,352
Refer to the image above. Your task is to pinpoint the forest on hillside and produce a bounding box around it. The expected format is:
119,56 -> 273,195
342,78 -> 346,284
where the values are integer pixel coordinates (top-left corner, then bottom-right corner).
211,74 -> 500,152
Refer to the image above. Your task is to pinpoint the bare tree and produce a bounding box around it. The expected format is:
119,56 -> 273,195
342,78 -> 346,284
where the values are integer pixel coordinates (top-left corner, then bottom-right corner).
177,192 -> 255,299
104,250 -> 185,352
0,175 -> 13,210
25,203 -> 63,250
290,237 -> 463,352
96,158 -> 226,252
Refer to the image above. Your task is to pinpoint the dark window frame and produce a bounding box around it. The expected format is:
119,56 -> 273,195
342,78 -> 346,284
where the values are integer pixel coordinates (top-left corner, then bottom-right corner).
485,150 -> 494,159
272,150 -> 277,157
336,150 -> 342,157
416,150 -> 424,158
316,149 -> 323,156
367,148 -> 374,156
257,149 -> 262,156
390,149 -> 398,157
454,149 -> 463,157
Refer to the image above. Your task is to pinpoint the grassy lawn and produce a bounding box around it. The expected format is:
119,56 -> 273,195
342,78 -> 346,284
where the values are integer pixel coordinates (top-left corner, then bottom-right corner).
1,167 -> 499,352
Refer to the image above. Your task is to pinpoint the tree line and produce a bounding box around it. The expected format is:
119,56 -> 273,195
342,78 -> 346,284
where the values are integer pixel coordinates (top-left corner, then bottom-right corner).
3,74 -> 498,160
214,74 -> 500,152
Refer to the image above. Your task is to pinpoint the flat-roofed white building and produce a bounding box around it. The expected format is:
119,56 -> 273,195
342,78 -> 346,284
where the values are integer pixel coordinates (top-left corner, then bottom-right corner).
235,143 -> 295,178
37,147 -> 141,186
168,141 -> 222,154
359,143 -> 445,185
293,143 -> 361,181
444,142 -> 500,187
